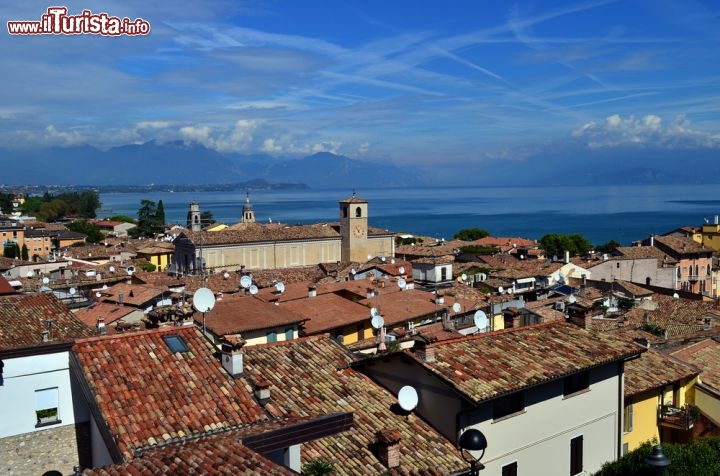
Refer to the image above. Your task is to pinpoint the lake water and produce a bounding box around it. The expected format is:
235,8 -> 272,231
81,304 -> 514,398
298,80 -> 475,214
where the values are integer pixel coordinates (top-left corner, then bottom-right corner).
98,185 -> 720,246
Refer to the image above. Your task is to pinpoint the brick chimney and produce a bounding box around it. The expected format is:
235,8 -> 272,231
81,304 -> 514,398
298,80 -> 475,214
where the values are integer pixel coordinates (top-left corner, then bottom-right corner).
414,342 -> 436,363
220,335 -> 246,377
376,429 -> 401,469
253,378 -> 271,405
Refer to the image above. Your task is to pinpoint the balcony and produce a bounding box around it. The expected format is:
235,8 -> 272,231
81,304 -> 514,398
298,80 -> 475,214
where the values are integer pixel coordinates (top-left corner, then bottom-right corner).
658,404 -> 696,430
688,275 -> 700,282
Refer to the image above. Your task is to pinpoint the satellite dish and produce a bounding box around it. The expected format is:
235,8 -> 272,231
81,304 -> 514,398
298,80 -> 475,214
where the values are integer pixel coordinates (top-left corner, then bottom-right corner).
398,385 -> 419,412
69,287 -> 76,295
193,287 -> 216,313
672,293 -> 679,299
381,256 -> 386,262
26,271 -> 34,278
452,302 -> 462,313
397,278 -> 407,289
461,273 -> 467,281
391,259 -> 395,265
351,268 -> 356,275
498,286 -> 504,294
102,284 -> 108,290
568,294 -> 577,304
249,285 -> 259,295
223,272 -> 230,280
95,292 -> 101,298
370,307 -> 380,318
42,277 -> 49,284
275,282 -> 285,293
398,266 -> 405,275
371,314 -> 385,329
367,254 -> 373,261
109,266 -> 115,273
240,275 -> 252,289
473,310 -> 489,330
508,288 -> 514,295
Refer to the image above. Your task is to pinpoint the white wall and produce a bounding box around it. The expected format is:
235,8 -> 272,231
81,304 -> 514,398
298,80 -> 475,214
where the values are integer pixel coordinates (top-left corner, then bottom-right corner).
0,351 -> 78,438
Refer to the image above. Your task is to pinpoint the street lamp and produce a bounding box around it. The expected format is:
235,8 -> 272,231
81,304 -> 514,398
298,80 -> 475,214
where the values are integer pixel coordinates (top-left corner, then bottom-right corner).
458,428 -> 487,476
645,444 -> 671,470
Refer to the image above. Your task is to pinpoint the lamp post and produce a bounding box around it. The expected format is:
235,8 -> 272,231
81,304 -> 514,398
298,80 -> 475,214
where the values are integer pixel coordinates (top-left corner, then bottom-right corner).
458,428 -> 487,476
645,444 -> 670,472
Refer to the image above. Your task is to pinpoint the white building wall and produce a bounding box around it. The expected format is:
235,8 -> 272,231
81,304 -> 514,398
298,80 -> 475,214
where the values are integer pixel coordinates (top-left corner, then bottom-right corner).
0,351 -> 78,438
90,416 -> 114,467
588,258 -> 677,289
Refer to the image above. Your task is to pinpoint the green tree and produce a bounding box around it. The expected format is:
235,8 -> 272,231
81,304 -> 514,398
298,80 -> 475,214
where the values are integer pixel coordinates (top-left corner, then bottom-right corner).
539,233 -> 592,259
131,199 -> 164,238
200,210 -> 214,225
301,459 -> 336,476
596,239 -> 621,254
67,220 -> 103,243
138,262 -> 157,272
3,242 -> 20,259
107,215 -> 137,224
21,243 -> 28,261
37,199 -> 69,222
155,200 -> 166,226
596,438 -> 720,475
0,192 -> 14,214
454,228 -> 491,241
20,196 -> 44,214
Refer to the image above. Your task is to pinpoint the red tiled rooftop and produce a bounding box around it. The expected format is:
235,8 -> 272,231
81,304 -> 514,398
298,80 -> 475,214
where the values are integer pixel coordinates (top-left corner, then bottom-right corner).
72,327 -> 267,461
283,293 -> 370,334
73,302 -> 137,328
199,293 -> 306,335
671,339 -> 720,392
417,321 -> 645,403
624,348 -> 698,397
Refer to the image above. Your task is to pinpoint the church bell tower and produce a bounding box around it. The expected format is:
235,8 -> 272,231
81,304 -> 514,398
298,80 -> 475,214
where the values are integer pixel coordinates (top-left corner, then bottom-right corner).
339,193 -> 369,262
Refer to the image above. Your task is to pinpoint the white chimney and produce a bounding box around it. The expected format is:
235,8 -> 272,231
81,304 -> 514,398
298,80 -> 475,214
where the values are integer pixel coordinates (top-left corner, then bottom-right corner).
715,215 -> 719,225
650,236 -> 654,247
564,250 -> 570,264
220,336 -> 246,377
253,379 -> 271,405
308,286 -> 317,298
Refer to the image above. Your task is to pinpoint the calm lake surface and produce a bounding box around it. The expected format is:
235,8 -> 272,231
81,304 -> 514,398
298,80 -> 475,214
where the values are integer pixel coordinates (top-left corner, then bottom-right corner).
98,185 -> 720,246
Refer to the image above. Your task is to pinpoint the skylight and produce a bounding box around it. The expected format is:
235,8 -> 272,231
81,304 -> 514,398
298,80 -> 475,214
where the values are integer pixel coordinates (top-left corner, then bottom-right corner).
163,334 -> 189,353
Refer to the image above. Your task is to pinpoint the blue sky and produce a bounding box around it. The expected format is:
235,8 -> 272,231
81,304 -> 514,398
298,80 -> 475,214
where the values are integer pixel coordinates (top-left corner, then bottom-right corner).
2,0 -> 720,165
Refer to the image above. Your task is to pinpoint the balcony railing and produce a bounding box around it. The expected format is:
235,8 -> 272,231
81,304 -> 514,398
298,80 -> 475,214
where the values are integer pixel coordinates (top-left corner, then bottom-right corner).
688,275 -> 700,282
658,404 -> 696,430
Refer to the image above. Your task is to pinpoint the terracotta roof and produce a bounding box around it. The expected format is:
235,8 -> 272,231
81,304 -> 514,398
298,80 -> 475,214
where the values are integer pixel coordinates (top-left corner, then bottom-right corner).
413,254 -> 456,265
615,246 -> 675,263
243,335 -> 467,475
472,236 -> 536,248
283,293 -> 371,334
72,327 -> 267,461
73,302 -> 138,328
671,339 -> 720,392
0,275 -> 15,295
613,280 -> 654,298
620,294 -> 720,339
477,255 -> 567,278
339,194 -> 368,204
182,222 -> 341,245
359,288 -> 444,327
199,293 -> 306,335
100,282 -> 169,307
132,271 -> 186,289
415,321 -> 645,403
83,432 -> 294,475
0,256 -> 34,270
0,293 -> 94,351
624,348 -> 699,397
653,235 -> 711,256
63,245 -> 115,260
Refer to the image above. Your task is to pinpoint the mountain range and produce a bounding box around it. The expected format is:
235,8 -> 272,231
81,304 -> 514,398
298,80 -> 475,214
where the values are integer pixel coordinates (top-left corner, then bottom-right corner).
1,140 -> 718,188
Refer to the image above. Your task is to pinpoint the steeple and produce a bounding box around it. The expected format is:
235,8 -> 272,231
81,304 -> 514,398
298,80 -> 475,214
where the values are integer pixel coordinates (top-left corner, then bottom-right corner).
241,192 -> 256,223
187,201 -> 202,232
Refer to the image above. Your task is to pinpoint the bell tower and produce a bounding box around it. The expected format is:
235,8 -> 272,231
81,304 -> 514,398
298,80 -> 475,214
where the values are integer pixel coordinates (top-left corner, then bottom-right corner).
241,192 -> 256,223
340,193 -> 369,262
187,201 -> 202,232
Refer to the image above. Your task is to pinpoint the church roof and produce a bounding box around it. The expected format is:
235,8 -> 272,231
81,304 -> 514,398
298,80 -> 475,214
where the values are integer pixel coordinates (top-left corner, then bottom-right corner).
339,194 -> 367,204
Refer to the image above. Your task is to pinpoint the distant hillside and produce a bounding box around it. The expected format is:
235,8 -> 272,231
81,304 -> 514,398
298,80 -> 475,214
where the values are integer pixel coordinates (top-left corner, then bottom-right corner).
0,142 -> 423,188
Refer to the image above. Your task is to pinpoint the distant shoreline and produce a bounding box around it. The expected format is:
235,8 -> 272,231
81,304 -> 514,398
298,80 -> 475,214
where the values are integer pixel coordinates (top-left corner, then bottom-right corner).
0,180 -> 309,195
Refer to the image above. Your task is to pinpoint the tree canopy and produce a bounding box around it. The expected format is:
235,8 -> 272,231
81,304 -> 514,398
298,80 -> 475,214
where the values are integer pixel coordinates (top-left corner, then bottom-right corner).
454,228 -> 491,241
130,199 -> 165,238
538,233 -> 593,258
597,438 -> 720,476
67,220 -> 103,243
19,191 -> 100,221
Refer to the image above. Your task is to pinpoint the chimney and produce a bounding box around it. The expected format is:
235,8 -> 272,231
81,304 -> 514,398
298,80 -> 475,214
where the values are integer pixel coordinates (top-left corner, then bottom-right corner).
308,286 -> 317,298
253,378 -> 271,405
376,430 -> 401,469
97,317 -> 106,335
650,236 -> 654,247
42,330 -> 50,342
581,274 -> 587,288
220,336 -> 246,377
414,342 -> 436,363
564,250 -> 570,264
715,215 -> 719,225
367,288 -> 375,299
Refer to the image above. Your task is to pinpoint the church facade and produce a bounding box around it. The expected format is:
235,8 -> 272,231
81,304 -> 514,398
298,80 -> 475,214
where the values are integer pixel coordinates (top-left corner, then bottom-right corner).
172,194 -> 395,274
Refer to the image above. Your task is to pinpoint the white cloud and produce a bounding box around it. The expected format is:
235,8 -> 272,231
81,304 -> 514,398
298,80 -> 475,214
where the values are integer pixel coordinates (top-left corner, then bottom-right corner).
136,121 -> 171,130
261,138 -> 283,153
43,124 -> 83,146
311,141 -> 342,154
572,114 -> 720,149
179,119 -> 258,152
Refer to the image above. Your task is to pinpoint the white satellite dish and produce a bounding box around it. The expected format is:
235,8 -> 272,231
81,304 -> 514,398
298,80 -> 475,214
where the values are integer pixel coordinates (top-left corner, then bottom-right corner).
370,307 -> 380,318
397,385 -> 419,412
381,256 -> 386,262
398,266 -> 405,275
26,271 -> 34,278
461,273 -> 467,281
351,268 -> 356,275
42,277 -> 49,284
275,282 -> 285,293
568,294 -> 577,304
508,288 -> 514,295
397,278 -> 407,289
102,284 -> 108,290
192,287 -> 216,313
95,292 -> 101,298
672,293 -> 679,299
371,314 -> 385,329
367,254 -> 373,261
391,259 -> 395,265
249,285 -> 259,295
109,266 -> 115,273
473,310 -> 489,330
223,272 -> 230,280
452,302 -> 461,313
69,287 -> 76,295
240,275 -> 252,289
498,286 -> 504,294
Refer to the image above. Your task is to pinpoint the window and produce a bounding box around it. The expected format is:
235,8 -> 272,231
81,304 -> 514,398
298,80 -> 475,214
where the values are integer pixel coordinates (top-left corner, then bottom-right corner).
570,435 -> 583,475
623,401 -> 633,432
492,391 -> 524,421
622,442 -> 629,456
355,206 -> 362,217
163,334 -> 190,353
267,330 -> 277,343
502,462 -> 518,476
284,328 -> 294,340
616,262 -> 620,269
35,387 -> 60,426
563,371 -> 590,397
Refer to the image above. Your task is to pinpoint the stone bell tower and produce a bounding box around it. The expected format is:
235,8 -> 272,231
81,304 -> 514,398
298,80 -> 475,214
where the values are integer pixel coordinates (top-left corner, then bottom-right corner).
339,193 -> 369,262
187,201 -> 202,232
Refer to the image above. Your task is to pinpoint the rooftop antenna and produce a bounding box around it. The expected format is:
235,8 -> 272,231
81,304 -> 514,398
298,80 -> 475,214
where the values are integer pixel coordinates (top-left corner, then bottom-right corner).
473,310 -> 489,333
193,287 -> 216,336
370,309 -> 385,351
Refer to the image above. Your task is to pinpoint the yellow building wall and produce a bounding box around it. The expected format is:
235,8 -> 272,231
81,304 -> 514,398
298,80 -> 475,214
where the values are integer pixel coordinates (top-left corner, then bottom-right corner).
696,386 -> 720,427
624,391 -> 660,452
148,253 -> 172,271
339,322 -> 374,345
492,313 -> 504,331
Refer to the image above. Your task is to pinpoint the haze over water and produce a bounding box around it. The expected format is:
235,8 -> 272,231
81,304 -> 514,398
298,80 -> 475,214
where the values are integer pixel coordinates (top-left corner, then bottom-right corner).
99,184 -> 720,246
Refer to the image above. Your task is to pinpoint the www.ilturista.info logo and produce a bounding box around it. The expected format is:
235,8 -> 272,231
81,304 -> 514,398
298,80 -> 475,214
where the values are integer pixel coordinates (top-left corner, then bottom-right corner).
8,7 -> 150,36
